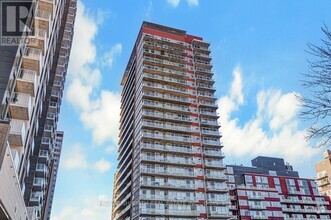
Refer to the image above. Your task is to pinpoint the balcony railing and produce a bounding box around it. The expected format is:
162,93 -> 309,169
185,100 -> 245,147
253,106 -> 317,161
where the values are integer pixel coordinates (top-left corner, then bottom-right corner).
142,121 -> 192,132
16,69 -> 38,96
141,168 -> 195,177
141,143 -> 199,154
140,208 -> 198,216
141,181 -> 198,190
9,93 -> 32,121
8,119 -> 26,147
202,139 -> 221,146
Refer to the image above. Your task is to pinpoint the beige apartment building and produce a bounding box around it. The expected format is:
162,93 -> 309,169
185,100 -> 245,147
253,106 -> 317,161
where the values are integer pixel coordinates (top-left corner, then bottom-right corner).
0,0 -> 76,219
315,150 -> 331,198
111,22 -> 232,220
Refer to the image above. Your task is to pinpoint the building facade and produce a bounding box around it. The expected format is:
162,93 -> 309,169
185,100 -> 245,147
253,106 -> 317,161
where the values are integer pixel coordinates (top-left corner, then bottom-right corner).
0,0 -> 76,219
227,156 -> 331,220
315,150 -> 331,198
112,22 -> 232,220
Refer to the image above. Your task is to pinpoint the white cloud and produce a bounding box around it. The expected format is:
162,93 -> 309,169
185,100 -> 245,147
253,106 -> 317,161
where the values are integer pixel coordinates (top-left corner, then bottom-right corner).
66,1 -> 121,145
167,0 -> 180,7
61,144 -> 88,170
93,158 -> 112,173
103,43 -> 123,68
52,195 -> 111,220
105,145 -> 117,154
219,66 -> 321,164
167,0 -> 199,7
186,0 -> 199,6
80,91 -> 121,145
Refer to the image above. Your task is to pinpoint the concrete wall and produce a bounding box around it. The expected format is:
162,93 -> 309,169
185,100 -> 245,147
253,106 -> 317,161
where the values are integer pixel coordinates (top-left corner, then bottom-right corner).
0,144 -> 30,219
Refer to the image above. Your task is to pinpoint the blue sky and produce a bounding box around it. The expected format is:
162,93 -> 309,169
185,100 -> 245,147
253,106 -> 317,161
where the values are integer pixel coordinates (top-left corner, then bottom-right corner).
51,0 -> 331,219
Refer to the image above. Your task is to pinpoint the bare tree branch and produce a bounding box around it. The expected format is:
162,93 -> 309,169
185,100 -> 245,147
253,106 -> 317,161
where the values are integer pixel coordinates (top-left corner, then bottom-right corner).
299,24 -> 331,148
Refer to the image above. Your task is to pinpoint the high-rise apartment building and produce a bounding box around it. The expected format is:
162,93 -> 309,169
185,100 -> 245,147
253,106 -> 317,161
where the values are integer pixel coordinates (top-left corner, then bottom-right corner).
0,0 -> 76,219
315,150 -> 331,198
227,156 -> 331,219
112,22 -> 231,220
44,131 -> 64,220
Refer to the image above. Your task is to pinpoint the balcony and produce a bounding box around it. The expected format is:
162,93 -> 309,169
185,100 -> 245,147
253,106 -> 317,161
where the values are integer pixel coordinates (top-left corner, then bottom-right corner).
32,178 -> 45,191
205,172 -> 227,181
317,179 -> 330,187
16,69 -> 38,97
143,73 -> 188,86
144,65 -> 187,78
141,143 -> 199,155
141,121 -> 192,133
28,28 -> 47,55
280,198 -> 317,205
197,91 -> 216,99
143,82 -> 190,95
38,150 -> 49,164
251,215 -> 268,219
202,139 -> 222,146
30,192 -> 42,206
208,211 -> 232,219
114,204 -> 130,220
140,194 -> 196,202
141,181 -> 198,190
207,198 -> 230,205
22,47 -> 42,74
206,185 -> 228,192
43,124 -> 54,137
46,112 -> 56,124
205,161 -> 225,169
49,101 -> 58,113
141,155 -> 194,166
36,163 -> 48,177
142,100 -> 191,114
201,129 -> 221,136
196,74 -> 213,81
8,119 -> 26,147
41,137 -> 51,151
140,208 -> 199,217
142,111 -> 192,123
192,44 -> 211,54
247,195 -> 265,200
142,91 -> 192,104
9,93 -> 32,121
141,168 -> 195,178
199,100 -> 217,108
35,9 -> 52,35
316,173 -> 328,180
204,149 -> 224,158
195,67 -> 213,75
51,90 -> 61,100
249,204 -> 266,210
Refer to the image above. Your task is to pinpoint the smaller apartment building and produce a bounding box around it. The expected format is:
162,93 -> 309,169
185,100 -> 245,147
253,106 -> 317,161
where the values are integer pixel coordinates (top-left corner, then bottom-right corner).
227,156 -> 331,220
315,150 -> 331,198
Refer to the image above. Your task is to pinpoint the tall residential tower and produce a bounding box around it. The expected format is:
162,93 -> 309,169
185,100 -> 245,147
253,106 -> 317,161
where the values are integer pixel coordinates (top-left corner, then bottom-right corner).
0,0 -> 76,219
112,22 -> 231,220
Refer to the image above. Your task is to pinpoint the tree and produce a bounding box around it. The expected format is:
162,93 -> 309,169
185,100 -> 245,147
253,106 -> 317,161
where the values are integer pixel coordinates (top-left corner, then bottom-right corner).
298,24 -> 331,148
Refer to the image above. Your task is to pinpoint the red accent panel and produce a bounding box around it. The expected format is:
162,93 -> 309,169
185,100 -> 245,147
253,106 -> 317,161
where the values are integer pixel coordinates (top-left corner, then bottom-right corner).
198,188 -> 205,192
197,176 -> 204,180
194,154 -> 202,157
192,132 -> 200,136
195,164 -> 203,169
191,123 -> 199,126
193,143 -> 201,146
200,213 -> 207,218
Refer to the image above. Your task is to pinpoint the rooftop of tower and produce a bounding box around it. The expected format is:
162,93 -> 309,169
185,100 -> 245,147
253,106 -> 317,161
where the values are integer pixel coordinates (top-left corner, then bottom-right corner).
121,21 -> 207,86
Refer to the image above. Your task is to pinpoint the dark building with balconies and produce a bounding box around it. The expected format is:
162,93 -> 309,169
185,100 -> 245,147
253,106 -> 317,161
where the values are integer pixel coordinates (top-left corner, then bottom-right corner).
0,0 -> 76,219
